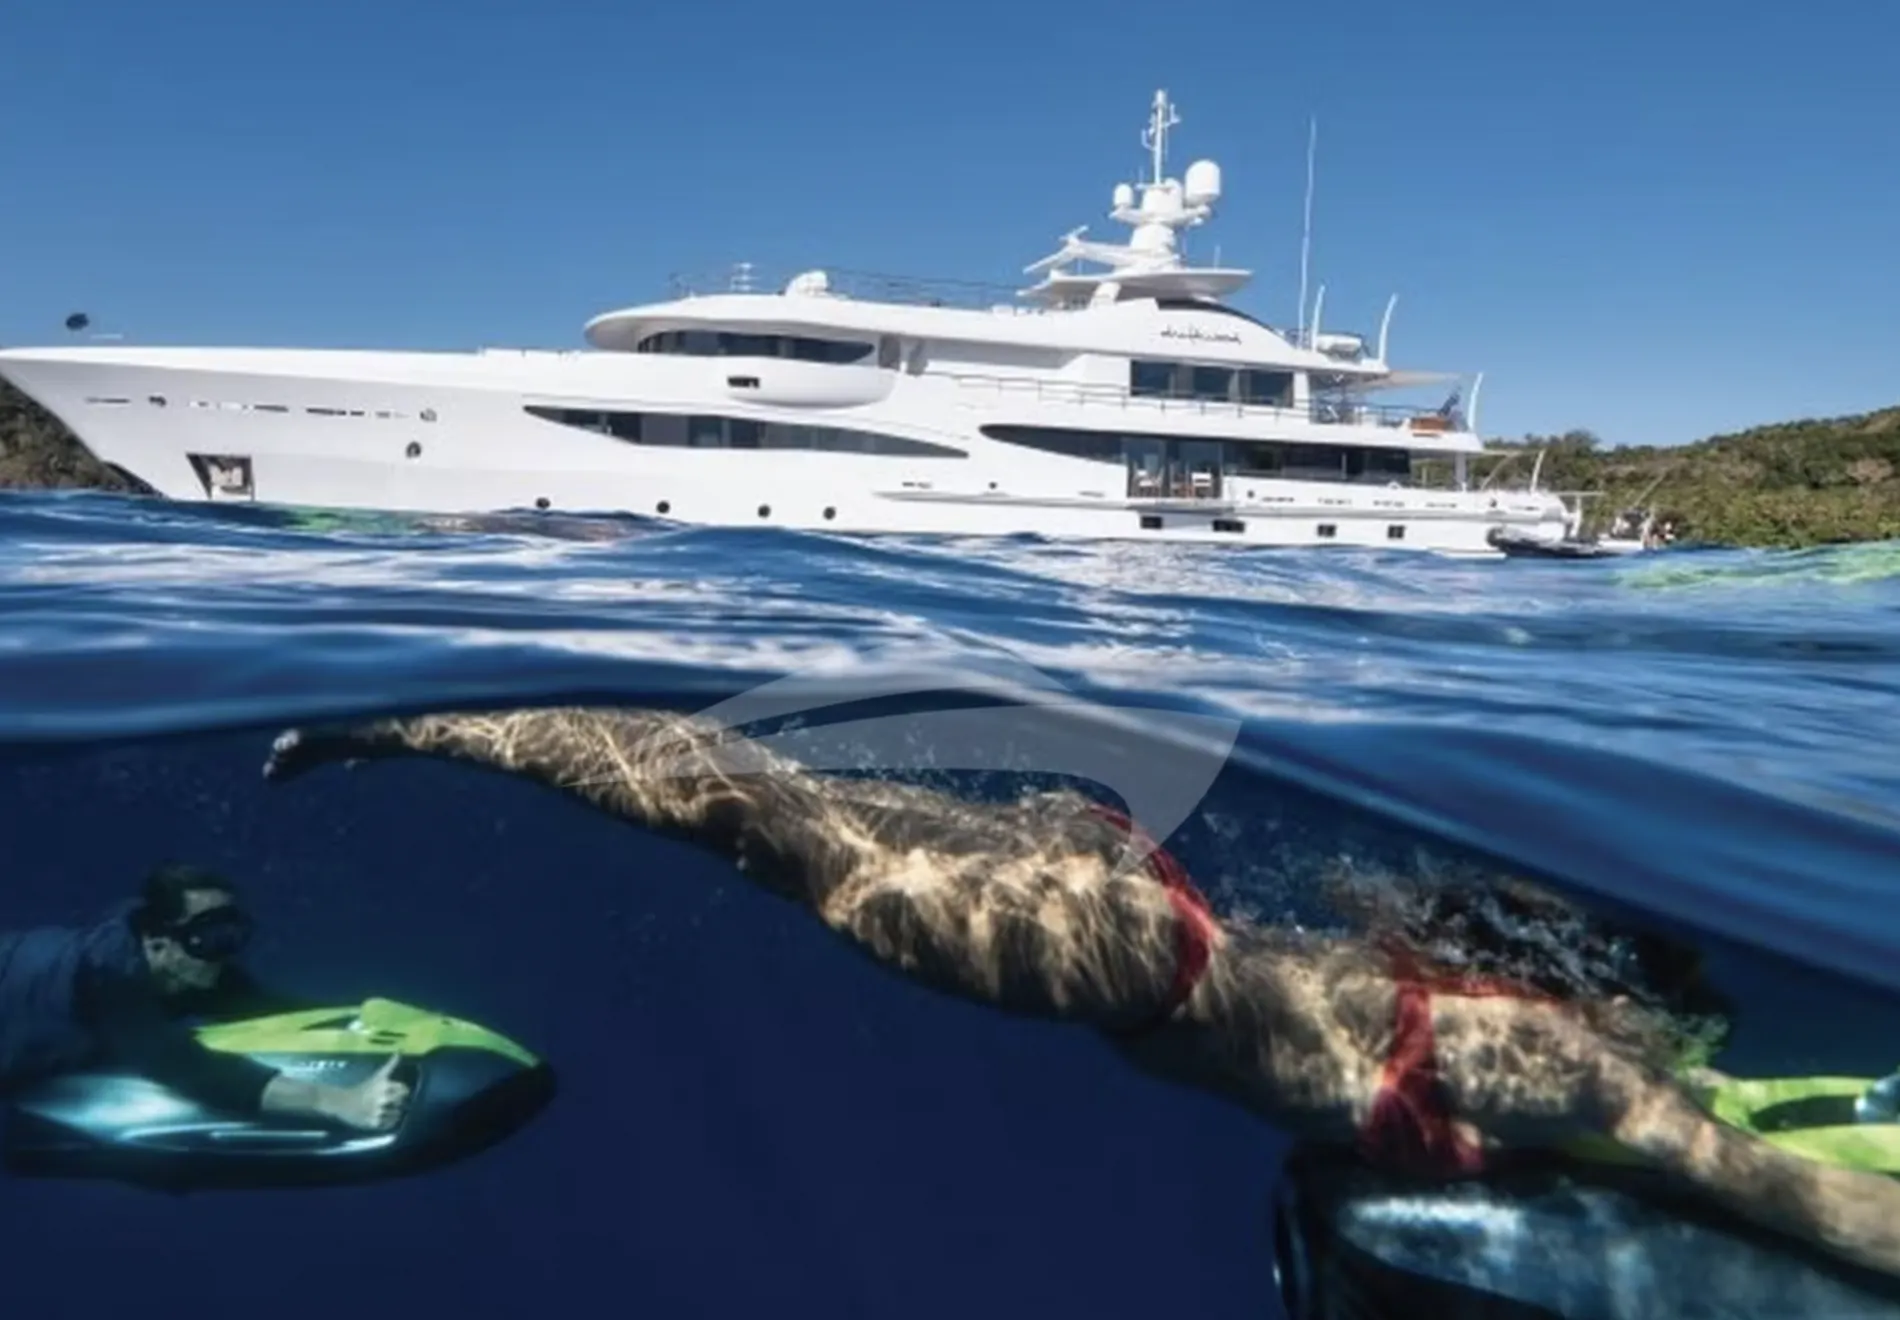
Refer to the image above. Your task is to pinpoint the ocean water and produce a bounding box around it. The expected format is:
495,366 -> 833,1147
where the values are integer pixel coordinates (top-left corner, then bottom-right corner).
1,487 -> 1897,1320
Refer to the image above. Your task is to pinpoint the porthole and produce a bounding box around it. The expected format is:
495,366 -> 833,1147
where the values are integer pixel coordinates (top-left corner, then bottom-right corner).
405,441 -> 422,459
657,500 -> 671,515
758,504 -> 771,518
535,497 -> 550,510
823,506 -> 836,520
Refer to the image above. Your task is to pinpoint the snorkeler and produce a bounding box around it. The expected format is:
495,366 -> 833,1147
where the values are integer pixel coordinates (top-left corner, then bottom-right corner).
0,863 -> 411,1134
259,705 -> 1900,1280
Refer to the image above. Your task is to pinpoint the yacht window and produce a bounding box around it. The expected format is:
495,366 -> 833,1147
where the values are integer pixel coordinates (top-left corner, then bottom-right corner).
1191,365 -> 1233,401
1229,442 -> 1281,476
978,426 -> 1122,463
1358,446 -> 1412,480
642,413 -> 687,446
1240,370 -> 1294,407
1129,359 -> 1273,406
723,333 -> 779,358
979,425 -> 1413,487
523,406 -> 963,457
1130,361 -> 1174,398
1283,444 -> 1348,480
786,336 -> 871,364
632,331 -> 873,363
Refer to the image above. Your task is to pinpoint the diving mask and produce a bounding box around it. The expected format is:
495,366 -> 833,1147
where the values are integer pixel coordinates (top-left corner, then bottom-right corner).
169,905 -> 255,961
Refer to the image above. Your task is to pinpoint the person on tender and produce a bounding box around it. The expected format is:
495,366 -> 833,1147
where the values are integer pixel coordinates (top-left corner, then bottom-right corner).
0,863 -> 409,1134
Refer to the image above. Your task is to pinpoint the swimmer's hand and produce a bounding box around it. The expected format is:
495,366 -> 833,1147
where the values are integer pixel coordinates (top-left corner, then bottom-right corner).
328,1055 -> 411,1132
262,725 -> 397,784
259,1054 -> 410,1131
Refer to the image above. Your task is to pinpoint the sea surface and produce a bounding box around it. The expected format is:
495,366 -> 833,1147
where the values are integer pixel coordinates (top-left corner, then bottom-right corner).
1,487 -> 1897,1320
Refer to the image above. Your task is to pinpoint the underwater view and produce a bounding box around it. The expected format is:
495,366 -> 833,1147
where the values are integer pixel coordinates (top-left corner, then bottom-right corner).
3,490 -> 1899,1320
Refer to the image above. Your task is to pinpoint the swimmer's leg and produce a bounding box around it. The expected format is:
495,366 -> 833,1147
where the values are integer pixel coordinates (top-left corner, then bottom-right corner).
1432,993 -> 1900,1281
263,708 -> 1204,1030
1608,1058 -> 1900,1281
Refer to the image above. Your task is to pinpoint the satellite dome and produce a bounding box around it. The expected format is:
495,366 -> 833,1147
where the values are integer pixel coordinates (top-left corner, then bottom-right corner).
784,270 -> 831,297
1184,159 -> 1222,207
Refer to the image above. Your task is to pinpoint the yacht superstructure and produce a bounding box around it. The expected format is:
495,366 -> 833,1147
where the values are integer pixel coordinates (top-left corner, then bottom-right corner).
0,91 -> 1570,554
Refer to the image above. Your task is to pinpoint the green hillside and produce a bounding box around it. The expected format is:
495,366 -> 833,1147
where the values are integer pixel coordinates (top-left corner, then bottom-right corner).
1424,410 -> 1900,549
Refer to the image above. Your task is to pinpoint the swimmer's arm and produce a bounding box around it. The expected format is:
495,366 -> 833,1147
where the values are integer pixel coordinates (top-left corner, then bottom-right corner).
85,966 -> 375,1124
256,1073 -> 359,1122
122,1016 -> 385,1128
85,972 -> 302,1117
261,708 -> 1198,1028
262,709 -> 860,900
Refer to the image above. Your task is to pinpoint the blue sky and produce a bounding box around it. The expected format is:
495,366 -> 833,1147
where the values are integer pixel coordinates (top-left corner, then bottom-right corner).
2,0 -> 1894,446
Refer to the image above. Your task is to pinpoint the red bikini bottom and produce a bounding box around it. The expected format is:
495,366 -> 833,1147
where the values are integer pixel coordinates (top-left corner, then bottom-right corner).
1087,804 -> 1538,1181
1358,951 -> 1555,1178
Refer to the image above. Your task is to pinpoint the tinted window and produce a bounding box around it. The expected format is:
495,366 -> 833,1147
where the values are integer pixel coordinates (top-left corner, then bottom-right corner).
980,425 -> 1412,484
1240,370 -> 1294,407
1130,360 -> 1288,406
1191,366 -> 1234,401
1130,362 -> 1175,398
525,407 -> 964,458
978,426 -> 1123,462
633,332 -> 875,364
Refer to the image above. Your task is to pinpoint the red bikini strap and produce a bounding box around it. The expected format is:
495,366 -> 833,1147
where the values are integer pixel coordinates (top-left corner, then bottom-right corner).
1088,803 -> 1215,1036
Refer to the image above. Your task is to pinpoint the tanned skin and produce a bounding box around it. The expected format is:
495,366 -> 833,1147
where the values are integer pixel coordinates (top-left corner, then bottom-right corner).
260,705 -> 1900,1280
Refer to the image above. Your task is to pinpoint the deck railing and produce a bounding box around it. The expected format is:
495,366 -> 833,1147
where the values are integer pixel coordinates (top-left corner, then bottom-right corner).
932,370 -> 1470,437
664,264 -> 1043,314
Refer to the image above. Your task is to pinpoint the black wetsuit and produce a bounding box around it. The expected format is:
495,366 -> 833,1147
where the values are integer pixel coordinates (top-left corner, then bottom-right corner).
0,904 -> 315,1114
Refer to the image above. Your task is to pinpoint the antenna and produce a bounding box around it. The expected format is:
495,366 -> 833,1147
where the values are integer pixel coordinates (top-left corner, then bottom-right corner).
1296,114 -> 1316,347
1143,89 -> 1180,187
1376,294 -> 1398,363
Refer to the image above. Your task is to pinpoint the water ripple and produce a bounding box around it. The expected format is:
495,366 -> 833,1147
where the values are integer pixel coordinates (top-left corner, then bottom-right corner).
1,488 -> 1896,987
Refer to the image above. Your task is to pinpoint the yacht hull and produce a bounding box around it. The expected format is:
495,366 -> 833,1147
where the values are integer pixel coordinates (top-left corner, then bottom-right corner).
0,346 -> 1568,556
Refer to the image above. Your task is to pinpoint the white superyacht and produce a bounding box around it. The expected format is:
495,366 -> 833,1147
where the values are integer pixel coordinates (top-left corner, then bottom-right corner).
0,91 -> 1569,554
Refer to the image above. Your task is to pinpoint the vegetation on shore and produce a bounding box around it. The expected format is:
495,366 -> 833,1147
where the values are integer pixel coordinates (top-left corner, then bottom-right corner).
2,375 -> 1895,548
1421,409 -> 1900,549
0,376 -> 134,492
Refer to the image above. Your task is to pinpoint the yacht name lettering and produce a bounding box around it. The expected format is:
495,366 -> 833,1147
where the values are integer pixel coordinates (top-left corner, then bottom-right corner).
1159,325 -> 1242,345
